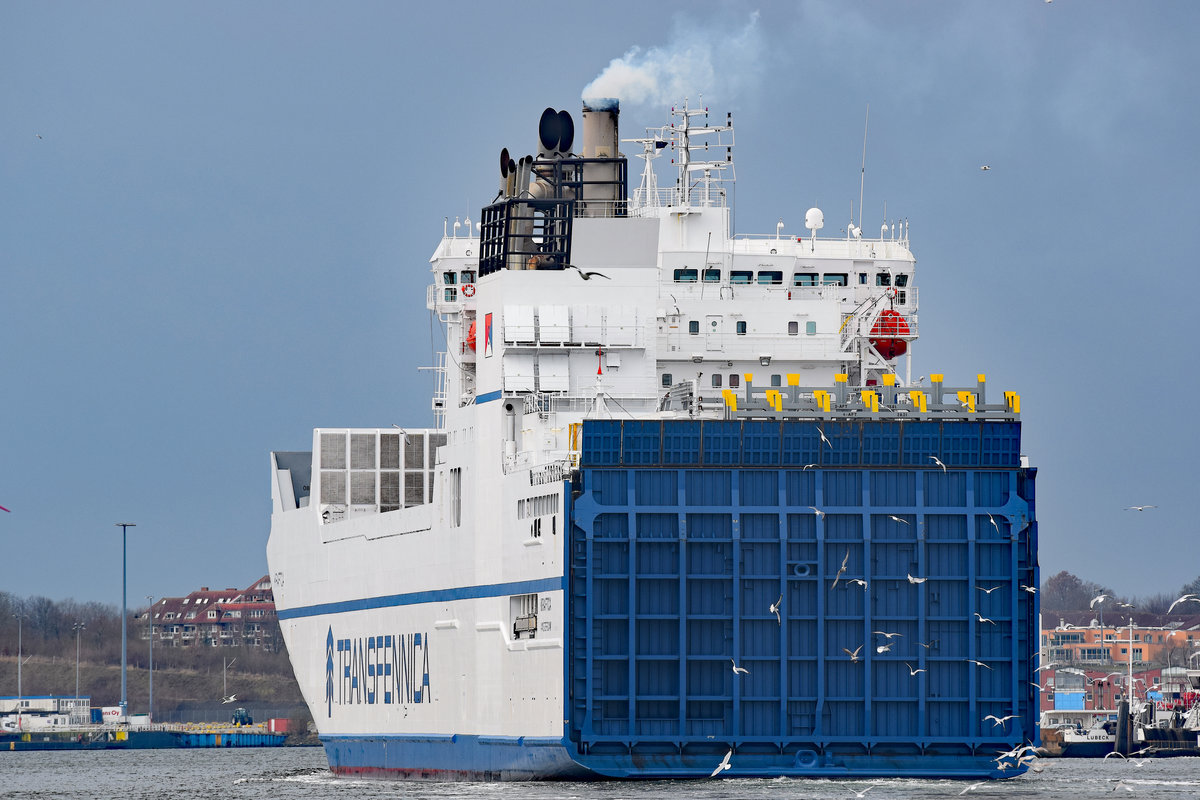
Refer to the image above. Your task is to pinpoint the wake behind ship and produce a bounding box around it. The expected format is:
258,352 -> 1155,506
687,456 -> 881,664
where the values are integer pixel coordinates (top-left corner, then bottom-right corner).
266,98 -> 1039,780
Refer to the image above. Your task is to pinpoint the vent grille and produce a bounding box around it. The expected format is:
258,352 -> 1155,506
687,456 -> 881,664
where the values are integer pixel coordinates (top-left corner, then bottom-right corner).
351,433 -> 376,469
320,433 -> 346,469
350,471 -> 376,504
320,471 -> 345,504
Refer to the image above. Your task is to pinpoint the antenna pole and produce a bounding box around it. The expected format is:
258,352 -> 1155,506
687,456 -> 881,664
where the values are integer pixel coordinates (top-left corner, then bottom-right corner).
858,104 -> 869,229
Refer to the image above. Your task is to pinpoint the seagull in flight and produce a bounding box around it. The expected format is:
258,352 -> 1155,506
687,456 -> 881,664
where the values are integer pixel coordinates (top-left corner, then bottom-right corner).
979,165 -> 990,171
917,640 -> 936,650
1167,594 -> 1200,614
930,455 -> 946,471
876,642 -> 894,654
818,427 -> 832,448
802,463 -> 817,470
35,133 -> 43,140
710,748 -> 732,777
843,645 -> 864,662
959,782 -> 985,795
887,515 -> 910,525
968,660 -> 992,670
221,694 -> 237,704
907,573 -> 926,584
810,506 -> 826,519
848,578 -> 869,589
986,513 -> 1001,534
983,714 -> 1018,727
1090,593 -> 1110,609
1124,505 -> 1157,511
873,630 -> 903,639
565,264 -> 610,280
850,785 -> 879,798
976,585 -> 1002,595
974,613 -> 997,625
1021,584 -> 1037,594
905,663 -> 927,676
769,595 -> 782,625
831,549 -> 849,588
730,658 -> 750,676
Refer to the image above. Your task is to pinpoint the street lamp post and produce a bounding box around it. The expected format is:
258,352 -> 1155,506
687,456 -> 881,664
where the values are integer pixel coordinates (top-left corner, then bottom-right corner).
146,595 -> 154,721
115,522 -> 136,719
12,613 -> 23,710
73,622 -> 86,699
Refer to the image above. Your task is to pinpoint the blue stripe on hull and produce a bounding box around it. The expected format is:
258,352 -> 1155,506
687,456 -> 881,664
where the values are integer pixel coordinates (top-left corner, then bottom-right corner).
278,576 -> 564,621
320,735 -> 1025,780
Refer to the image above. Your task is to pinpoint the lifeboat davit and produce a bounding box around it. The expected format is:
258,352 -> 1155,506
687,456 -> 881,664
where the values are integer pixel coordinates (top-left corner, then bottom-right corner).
869,309 -> 910,359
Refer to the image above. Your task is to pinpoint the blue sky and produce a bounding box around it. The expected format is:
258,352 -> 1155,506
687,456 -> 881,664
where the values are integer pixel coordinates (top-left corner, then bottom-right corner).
2,2 -> 1195,606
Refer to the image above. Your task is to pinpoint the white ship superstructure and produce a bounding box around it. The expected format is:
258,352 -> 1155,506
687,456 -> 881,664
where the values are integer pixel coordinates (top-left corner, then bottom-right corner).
266,99 -> 1037,780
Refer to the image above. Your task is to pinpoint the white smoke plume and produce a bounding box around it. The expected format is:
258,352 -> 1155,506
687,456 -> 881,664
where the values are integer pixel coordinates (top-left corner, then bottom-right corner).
582,12 -> 764,107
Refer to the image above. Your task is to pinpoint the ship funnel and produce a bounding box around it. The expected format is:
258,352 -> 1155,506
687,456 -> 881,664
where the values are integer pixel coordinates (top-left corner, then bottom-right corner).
581,98 -> 619,159
580,98 -> 621,213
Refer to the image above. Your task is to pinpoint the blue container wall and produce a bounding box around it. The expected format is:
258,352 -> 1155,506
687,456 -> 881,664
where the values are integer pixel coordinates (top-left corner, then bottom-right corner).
568,419 -> 1038,763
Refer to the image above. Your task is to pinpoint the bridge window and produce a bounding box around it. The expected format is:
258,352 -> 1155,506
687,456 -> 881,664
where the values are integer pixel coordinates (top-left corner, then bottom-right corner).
662,373 -> 672,387
894,273 -> 909,287
703,268 -> 721,282
711,374 -> 722,388
876,273 -> 891,286
729,374 -> 740,388
460,270 -> 476,283
673,268 -> 698,282
788,321 -> 799,335
793,273 -> 817,287
731,270 -> 753,284
443,271 -> 457,285
757,270 -> 783,285
771,374 -> 782,386
688,320 -> 700,335
859,273 -> 868,284
822,273 -> 848,286
736,321 -> 747,335
807,321 -> 817,335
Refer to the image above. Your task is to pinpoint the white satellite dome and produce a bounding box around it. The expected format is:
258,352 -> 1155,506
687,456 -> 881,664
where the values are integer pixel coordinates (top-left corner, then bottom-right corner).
804,207 -> 824,231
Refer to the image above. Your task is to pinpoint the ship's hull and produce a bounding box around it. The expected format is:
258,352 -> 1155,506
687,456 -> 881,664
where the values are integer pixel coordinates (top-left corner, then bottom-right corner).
269,418 -> 1039,780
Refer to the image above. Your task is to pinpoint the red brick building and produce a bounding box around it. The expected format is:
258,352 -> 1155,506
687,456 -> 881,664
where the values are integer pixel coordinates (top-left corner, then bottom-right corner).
145,575 -> 278,651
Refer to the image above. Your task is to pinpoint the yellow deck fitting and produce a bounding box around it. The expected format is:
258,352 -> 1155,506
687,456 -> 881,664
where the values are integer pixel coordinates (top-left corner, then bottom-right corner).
722,389 -> 738,411
834,374 -> 848,383
787,374 -> 800,386
908,390 -> 928,412
861,390 -> 879,412
882,374 -> 896,386
930,373 -> 944,383
956,391 -> 976,412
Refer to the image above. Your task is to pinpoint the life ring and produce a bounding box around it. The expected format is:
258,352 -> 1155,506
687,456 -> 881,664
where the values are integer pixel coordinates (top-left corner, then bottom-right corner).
462,283 -> 475,297
886,286 -> 897,299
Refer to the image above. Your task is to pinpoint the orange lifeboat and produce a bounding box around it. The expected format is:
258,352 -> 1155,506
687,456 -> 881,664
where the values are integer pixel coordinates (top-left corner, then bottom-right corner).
869,309 -> 910,359
467,320 -> 477,351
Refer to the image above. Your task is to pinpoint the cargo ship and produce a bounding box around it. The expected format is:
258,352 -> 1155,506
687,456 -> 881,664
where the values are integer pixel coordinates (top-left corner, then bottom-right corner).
265,98 -> 1039,780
